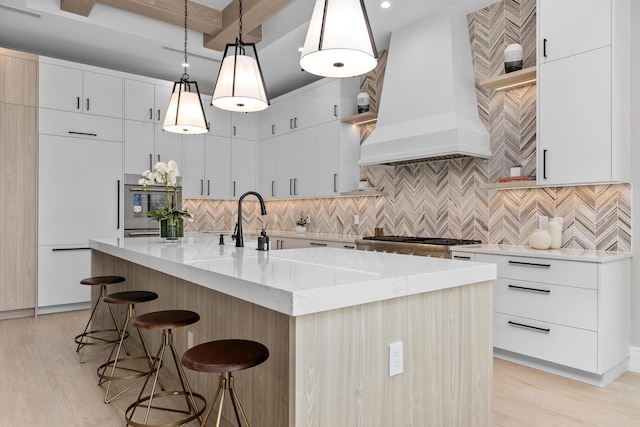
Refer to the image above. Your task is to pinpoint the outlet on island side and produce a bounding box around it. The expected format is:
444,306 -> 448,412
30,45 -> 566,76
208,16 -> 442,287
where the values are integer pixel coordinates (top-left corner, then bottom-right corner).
389,341 -> 403,376
187,331 -> 194,349
354,214 -> 360,225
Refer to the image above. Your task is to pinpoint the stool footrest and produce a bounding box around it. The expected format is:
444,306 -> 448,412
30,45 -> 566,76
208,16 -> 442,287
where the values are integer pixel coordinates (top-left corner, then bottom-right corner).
124,391 -> 206,427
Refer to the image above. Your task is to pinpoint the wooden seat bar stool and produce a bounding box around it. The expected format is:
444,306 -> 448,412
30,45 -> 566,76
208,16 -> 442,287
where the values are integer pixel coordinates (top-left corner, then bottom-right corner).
98,290 -> 160,404
125,310 -> 206,427
181,339 -> 269,427
75,275 -> 127,363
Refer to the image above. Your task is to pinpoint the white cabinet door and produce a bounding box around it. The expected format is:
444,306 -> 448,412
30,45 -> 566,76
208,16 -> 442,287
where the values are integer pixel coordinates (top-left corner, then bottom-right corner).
83,71 -> 123,118
291,127 -> 316,197
39,135 -> 122,245
125,79 -> 155,122
154,124 -> 183,166
538,48 -> 612,185
39,63 -> 83,113
231,112 -> 257,141
297,79 -> 340,129
231,138 -> 256,197
258,101 -> 280,140
257,138 -> 278,198
124,120 -> 155,174
205,135 -> 232,199
38,246 -> 91,307
202,95 -> 231,137
182,136 -> 206,198
154,83 -> 173,125
275,132 -> 295,197
538,0 -> 611,64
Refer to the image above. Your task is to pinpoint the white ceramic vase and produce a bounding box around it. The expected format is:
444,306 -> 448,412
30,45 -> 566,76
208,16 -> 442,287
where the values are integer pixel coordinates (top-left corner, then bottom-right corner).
295,225 -> 306,234
547,219 -> 562,249
529,228 -> 552,250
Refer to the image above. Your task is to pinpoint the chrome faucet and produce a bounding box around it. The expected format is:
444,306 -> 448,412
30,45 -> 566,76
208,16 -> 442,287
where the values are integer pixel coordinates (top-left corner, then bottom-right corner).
233,191 -> 267,247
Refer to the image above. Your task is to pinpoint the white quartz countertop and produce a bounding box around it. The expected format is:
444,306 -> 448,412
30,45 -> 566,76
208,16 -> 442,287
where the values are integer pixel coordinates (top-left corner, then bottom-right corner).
90,234 -> 496,317
451,244 -> 632,263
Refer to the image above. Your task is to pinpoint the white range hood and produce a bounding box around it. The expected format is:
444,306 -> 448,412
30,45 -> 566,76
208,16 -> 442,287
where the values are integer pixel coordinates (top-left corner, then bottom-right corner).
360,8 -> 490,166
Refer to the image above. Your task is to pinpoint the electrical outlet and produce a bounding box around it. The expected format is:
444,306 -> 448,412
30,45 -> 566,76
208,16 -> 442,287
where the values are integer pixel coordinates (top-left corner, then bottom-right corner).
538,215 -> 549,229
187,331 -> 194,349
389,341 -> 403,376
552,216 -> 563,229
354,214 -> 360,225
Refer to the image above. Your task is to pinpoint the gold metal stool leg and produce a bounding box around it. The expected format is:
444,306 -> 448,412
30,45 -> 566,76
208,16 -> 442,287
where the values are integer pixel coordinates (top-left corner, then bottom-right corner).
97,303 -> 163,404
201,372 -> 251,427
74,284 -> 128,363
124,329 -> 205,427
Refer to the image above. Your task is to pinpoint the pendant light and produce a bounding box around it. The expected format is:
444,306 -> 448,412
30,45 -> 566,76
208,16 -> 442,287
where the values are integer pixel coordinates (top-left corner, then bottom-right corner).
163,0 -> 209,134
211,0 -> 269,112
300,0 -> 378,78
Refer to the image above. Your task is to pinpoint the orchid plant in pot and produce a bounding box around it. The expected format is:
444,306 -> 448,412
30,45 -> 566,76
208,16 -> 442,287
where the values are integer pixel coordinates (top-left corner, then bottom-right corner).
139,160 -> 191,240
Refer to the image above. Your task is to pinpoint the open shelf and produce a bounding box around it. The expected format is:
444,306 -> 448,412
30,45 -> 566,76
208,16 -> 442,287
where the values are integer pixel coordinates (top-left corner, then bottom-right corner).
340,111 -> 378,125
480,180 -> 539,190
479,66 -> 536,91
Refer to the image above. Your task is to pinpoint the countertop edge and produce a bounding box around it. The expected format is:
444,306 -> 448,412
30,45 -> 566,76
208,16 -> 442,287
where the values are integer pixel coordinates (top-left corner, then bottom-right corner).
451,244 -> 632,262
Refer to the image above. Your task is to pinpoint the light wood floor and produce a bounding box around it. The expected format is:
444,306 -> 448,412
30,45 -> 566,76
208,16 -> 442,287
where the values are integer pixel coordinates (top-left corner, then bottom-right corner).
2,310 -> 640,426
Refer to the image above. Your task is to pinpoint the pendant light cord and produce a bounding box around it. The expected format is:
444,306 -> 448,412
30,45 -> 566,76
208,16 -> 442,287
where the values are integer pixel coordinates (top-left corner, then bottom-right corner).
182,0 -> 189,79
238,0 -> 243,42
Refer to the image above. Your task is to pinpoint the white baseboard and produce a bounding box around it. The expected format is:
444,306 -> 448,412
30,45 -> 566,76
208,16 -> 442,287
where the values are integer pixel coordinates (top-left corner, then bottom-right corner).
628,346 -> 640,373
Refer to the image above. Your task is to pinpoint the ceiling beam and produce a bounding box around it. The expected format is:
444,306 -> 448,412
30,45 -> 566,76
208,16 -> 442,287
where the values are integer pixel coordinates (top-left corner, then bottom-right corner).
61,0 -> 222,35
61,0 -> 97,17
203,0 -> 293,51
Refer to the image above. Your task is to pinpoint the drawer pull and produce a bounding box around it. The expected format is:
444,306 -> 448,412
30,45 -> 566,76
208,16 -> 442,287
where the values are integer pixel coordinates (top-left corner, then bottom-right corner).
508,320 -> 550,334
52,247 -> 91,252
508,260 -> 551,268
68,131 -> 97,137
453,255 -> 471,260
309,242 -> 327,247
508,284 -> 550,294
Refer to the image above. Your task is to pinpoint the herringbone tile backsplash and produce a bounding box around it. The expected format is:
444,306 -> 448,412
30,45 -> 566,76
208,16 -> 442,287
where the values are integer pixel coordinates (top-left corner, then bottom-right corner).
184,0 -> 631,252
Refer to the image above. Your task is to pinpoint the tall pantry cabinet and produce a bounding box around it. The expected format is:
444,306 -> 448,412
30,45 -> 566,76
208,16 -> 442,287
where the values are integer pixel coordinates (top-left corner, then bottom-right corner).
38,57 -> 123,312
0,48 -> 38,316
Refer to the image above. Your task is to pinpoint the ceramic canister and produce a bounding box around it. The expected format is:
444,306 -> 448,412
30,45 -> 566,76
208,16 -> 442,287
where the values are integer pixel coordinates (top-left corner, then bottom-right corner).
547,219 -> 562,249
357,92 -> 370,113
529,228 -> 552,250
504,43 -> 523,73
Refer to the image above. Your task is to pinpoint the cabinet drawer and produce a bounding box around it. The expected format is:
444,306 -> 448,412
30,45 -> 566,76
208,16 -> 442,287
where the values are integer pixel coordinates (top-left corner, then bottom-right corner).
493,278 -> 597,331
476,254 -> 597,289
494,312 -> 597,373
39,109 -> 123,142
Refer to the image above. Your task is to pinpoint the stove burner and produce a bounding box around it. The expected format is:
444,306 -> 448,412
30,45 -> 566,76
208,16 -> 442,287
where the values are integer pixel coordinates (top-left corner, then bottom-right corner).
362,236 -> 481,246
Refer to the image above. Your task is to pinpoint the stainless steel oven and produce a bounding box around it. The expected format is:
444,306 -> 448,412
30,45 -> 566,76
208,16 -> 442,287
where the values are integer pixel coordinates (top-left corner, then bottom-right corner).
123,174 -> 182,237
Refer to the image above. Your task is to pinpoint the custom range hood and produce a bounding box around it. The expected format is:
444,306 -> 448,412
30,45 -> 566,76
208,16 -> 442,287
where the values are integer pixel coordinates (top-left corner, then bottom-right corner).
360,8 -> 490,166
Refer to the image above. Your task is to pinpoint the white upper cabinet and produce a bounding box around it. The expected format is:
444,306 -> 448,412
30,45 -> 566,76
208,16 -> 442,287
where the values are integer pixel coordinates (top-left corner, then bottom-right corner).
231,138 -> 257,197
124,79 -> 155,122
231,112 -> 258,141
202,95 -> 232,138
538,0 -> 611,64
182,135 -> 232,199
536,0 -> 630,186
39,61 -> 123,118
257,77 -> 360,199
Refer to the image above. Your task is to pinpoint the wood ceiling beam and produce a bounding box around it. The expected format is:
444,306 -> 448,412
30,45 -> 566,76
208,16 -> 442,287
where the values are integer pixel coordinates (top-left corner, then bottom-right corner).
61,0 -> 97,17
203,0 -> 293,51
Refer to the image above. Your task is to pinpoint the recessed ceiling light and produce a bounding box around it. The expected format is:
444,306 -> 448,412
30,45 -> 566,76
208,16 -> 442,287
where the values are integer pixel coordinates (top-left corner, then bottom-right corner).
380,1 -> 391,9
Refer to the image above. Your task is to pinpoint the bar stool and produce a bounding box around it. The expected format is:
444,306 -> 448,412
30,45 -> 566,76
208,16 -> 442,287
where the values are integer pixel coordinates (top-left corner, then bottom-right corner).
125,310 -> 206,427
98,290 -> 160,404
181,339 -> 269,427
75,275 -> 127,363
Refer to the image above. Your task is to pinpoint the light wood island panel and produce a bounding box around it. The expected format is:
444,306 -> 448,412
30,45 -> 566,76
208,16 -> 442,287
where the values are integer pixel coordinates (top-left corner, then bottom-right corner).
92,250 -> 492,426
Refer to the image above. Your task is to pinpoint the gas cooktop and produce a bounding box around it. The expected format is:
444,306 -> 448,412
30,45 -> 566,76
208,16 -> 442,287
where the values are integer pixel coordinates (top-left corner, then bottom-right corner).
361,236 -> 481,246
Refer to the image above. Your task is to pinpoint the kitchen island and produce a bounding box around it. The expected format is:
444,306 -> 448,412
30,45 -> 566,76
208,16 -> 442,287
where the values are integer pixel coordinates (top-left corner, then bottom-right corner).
89,234 -> 496,426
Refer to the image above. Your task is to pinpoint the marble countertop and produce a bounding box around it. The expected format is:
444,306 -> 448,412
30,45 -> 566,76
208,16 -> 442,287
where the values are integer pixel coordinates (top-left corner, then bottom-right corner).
90,234 -> 496,317
451,244 -> 632,263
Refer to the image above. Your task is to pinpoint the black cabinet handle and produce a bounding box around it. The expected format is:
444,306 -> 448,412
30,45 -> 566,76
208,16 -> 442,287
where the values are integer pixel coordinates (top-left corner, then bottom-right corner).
149,108 -> 153,120
271,180 -> 275,197
293,178 -> 297,195
294,117 -> 298,128
233,125 -> 237,136
334,105 -> 338,117
543,38 -> 547,57
86,98 -> 90,111
543,149 -> 547,179
157,154 -> 160,163
52,247 -> 91,252
68,131 -> 97,137
508,284 -> 550,294
289,178 -> 293,196
508,320 -> 550,334
149,153 -> 153,170
116,179 -> 120,230
453,255 -> 471,260
233,181 -> 236,197
343,245 -> 355,249
271,124 -> 275,135
200,179 -> 204,196
76,97 -> 80,110
309,242 -> 327,247
207,180 -> 211,196
290,118 -> 294,130
157,109 -> 161,121
508,260 -> 551,268
333,174 -> 338,193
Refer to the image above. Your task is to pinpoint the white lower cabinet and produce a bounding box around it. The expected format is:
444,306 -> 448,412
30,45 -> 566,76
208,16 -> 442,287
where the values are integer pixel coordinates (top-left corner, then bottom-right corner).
272,236 -> 356,250
460,251 -> 631,385
37,246 -> 91,308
